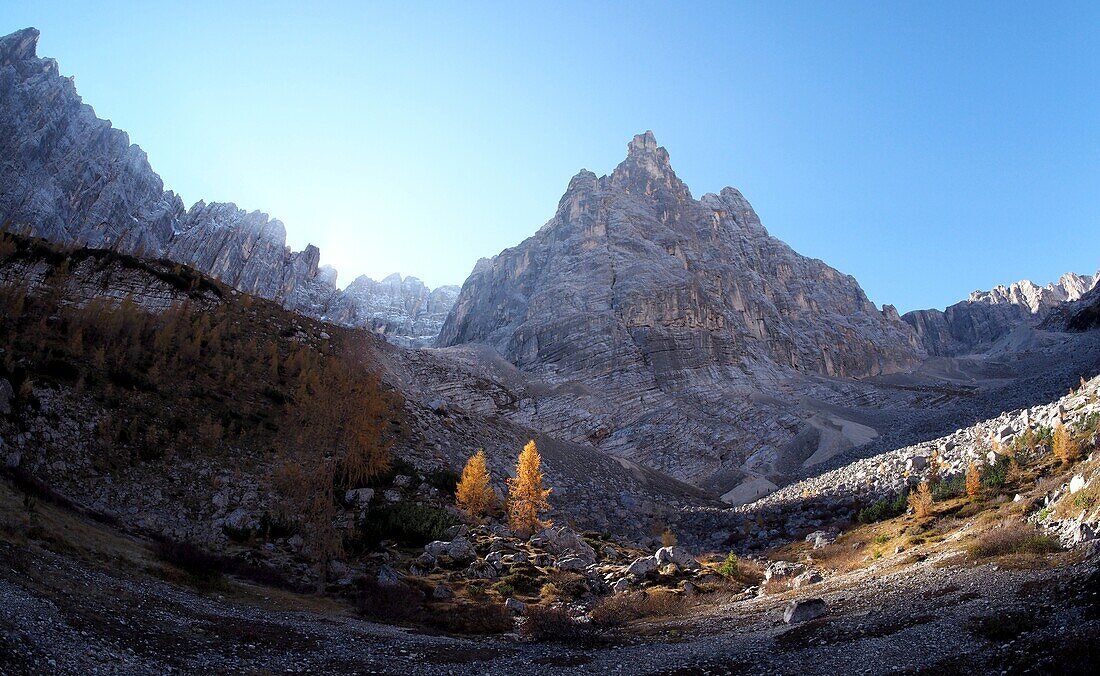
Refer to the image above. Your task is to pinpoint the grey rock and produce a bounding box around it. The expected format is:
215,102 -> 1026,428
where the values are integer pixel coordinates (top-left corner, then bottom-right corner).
431,584 -> 454,600
783,598 -> 827,623
504,597 -> 526,614
0,379 -> 12,415
792,570 -> 824,589
222,508 -> 254,533
612,578 -> 631,594
377,564 -> 402,587
424,538 -> 474,562
655,546 -> 699,569
626,556 -> 659,578
463,559 -> 499,580
344,488 -> 375,507
535,526 -> 597,564
554,556 -> 589,572
764,561 -> 805,583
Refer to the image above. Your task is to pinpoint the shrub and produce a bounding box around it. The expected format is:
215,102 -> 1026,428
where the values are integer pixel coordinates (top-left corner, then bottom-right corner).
355,578 -> 424,623
717,552 -> 740,578
931,474 -> 965,501
967,522 -> 1060,559
520,606 -> 601,644
153,539 -> 301,590
858,490 -> 909,523
982,456 -> 1012,489
425,602 -> 513,635
354,503 -> 458,550
589,589 -> 697,627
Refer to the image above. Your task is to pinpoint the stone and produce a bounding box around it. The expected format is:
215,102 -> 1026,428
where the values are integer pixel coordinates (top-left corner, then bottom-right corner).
443,525 -> 469,540
410,552 -> 437,575
764,561 -> 806,583
504,598 -> 526,614
804,531 -> 836,549
0,379 -> 12,415
383,490 -> 401,502
392,475 -> 412,487
344,488 -> 375,507
464,559 -> 499,580
626,556 -> 659,578
534,526 -> 597,564
655,546 -> 700,569
222,508 -> 254,533
1070,475 -> 1086,494
431,584 -> 454,600
792,570 -> 823,589
377,564 -> 402,587
783,598 -> 827,624
554,556 -> 589,572
612,578 -> 631,594
905,456 -> 928,473
425,538 -> 474,562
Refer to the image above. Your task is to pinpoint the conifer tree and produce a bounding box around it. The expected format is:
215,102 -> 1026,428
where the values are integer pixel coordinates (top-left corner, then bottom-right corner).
908,481 -> 934,518
965,462 -> 981,499
1053,422 -> 1080,465
507,440 -> 551,536
456,449 -> 496,519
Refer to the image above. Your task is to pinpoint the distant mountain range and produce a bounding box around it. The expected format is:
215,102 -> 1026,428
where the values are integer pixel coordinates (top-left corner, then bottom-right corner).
4,26 -> 1099,503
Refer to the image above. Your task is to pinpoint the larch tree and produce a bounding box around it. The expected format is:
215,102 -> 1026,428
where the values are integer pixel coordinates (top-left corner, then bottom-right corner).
507,440 -> 551,536
965,462 -> 982,499
456,449 -> 496,520
1053,422 -> 1080,465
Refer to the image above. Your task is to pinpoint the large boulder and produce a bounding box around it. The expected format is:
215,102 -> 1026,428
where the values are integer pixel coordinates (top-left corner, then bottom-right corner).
626,556 -> 659,578
764,561 -> 805,583
464,559 -> 499,580
425,538 -> 475,562
532,526 -> 597,564
655,546 -> 700,570
783,598 -> 827,624
344,488 -> 375,507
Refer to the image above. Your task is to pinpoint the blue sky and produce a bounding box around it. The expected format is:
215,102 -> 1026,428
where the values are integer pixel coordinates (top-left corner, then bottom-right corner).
3,2 -> 1099,311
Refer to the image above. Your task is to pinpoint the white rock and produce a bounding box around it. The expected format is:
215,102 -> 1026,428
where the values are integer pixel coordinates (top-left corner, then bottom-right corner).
1070,475 -> 1086,494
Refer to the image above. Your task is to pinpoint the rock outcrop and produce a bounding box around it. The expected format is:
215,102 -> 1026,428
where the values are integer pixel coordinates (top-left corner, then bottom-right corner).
903,272 -> 1100,356
328,274 -> 459,348
0,27 -> 456,347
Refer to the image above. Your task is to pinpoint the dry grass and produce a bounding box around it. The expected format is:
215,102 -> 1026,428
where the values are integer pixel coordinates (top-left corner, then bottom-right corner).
966,521 -> 1060,561
520,606 -> 601,644
589,588 -> 701,627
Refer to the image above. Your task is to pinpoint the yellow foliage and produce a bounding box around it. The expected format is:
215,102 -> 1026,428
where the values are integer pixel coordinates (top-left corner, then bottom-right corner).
456,450 -> 496,519
507,440 -> 551,536
661,527 -> 677,548
965,462 -> 981,499
1053,423 -> 1081,465
908,481 -> 934,518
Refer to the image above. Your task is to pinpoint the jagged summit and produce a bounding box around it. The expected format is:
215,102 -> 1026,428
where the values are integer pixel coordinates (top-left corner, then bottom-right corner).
607,130 -> 689,199
0,26 -> 448,348
0,27 -> 39,63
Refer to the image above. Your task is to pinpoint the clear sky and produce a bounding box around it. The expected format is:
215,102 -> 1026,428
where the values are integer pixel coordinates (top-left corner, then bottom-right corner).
3,2 -> 1098,311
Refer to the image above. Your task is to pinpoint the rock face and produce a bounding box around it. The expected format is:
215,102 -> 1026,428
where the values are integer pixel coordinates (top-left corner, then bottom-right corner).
439,131 -> 920,378
903,272 -> 1100,356
436,131 -> 926,484
327,274 -> 460,348
0,28 -> 455,347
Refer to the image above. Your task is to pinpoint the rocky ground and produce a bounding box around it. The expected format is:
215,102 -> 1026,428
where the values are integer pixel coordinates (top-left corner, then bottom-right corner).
2,471 -> 1098,675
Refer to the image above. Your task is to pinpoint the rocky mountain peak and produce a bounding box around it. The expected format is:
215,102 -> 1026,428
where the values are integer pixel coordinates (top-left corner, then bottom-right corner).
0,27 -> 39,65
608,131 -> 691,201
